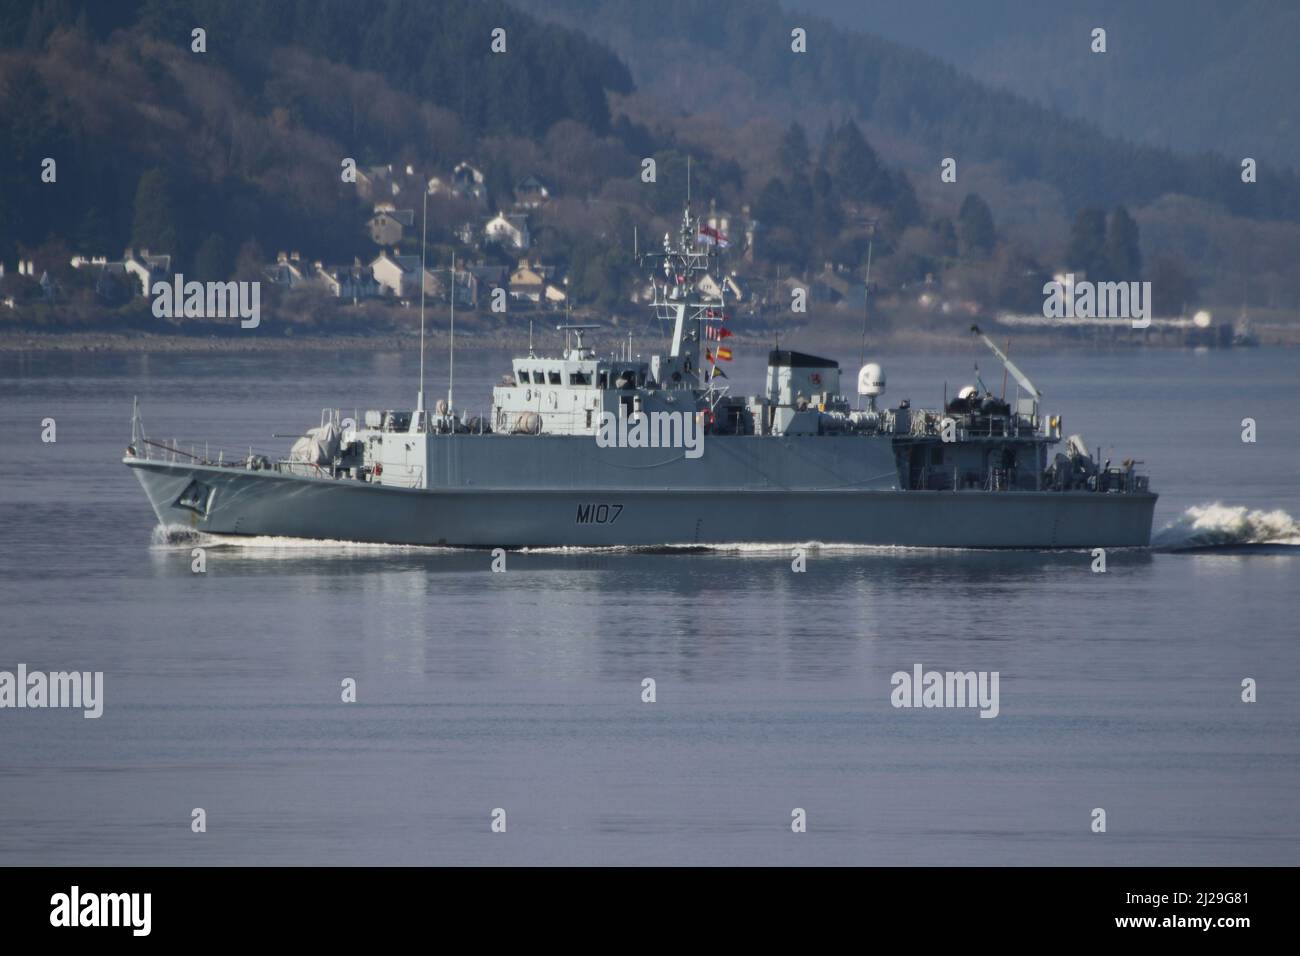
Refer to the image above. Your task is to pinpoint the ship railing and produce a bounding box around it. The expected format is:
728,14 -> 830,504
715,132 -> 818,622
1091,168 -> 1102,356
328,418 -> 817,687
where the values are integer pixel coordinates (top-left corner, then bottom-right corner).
936,415 -> 1040,441
132,435 -> 253,468
914,466 -> 1151,494
1092,467 -> 1149,494
276,459 -> 331,478
908,411 -> 1021,439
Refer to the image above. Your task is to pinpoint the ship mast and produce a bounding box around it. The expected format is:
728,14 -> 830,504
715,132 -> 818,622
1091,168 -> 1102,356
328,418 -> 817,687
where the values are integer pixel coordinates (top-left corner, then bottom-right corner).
448,250 -> 456,414
637,197 -> 718,395
417,184 -> 428,415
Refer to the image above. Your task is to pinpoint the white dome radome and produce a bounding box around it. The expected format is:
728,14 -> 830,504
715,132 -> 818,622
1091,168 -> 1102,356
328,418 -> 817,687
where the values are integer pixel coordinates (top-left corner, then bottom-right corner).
857,363 -> 885,396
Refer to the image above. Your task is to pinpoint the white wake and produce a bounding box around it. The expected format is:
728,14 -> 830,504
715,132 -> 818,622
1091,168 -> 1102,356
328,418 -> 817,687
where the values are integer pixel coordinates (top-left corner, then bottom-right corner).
151,506 -> 1300,556
1153,503 -> 1300,550
150,524 -> 445,553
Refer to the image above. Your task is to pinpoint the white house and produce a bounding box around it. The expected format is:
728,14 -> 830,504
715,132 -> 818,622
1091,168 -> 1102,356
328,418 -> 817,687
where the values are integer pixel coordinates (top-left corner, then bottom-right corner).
483,212 -> 530,252
696,272 -> 745,303
122,249 -> 172,296
369,250 -> 423,298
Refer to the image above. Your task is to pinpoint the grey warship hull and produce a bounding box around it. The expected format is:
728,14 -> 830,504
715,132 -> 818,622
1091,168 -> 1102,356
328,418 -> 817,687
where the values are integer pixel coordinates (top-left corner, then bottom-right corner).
127,432 -> 1157,548
125,208 -> 1159,551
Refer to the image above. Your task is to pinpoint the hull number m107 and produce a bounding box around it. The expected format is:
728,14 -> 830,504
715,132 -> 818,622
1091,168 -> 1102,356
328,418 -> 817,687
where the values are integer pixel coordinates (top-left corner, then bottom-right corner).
576,504 -> 623,524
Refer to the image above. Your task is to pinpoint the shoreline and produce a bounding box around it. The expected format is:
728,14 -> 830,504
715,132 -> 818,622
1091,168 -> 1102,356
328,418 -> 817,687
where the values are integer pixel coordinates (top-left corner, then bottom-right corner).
2,329 -> 1293,355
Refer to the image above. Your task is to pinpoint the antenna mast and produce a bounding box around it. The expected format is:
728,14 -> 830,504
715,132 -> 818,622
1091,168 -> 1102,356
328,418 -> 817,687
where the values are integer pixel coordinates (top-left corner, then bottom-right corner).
856,219 -> 877,410
417,185 -> 428,413
448,251 -> 456,413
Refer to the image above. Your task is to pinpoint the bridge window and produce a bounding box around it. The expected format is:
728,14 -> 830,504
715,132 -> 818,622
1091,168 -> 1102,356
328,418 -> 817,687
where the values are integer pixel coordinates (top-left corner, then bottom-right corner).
570,371 -> 591,386
598,371 -> 609,388
548,370 -> 561,385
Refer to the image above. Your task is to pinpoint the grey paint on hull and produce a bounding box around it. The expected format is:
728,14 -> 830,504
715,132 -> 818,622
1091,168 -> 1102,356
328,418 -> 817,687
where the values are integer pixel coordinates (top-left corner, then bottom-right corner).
420,433 -> 903,491
128,458 -> 1156,549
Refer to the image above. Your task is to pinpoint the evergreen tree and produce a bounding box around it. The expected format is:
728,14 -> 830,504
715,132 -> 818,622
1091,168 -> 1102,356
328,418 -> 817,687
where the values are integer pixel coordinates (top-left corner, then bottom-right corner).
233,237 -> 266,282
1104,205 -> 1142,280
754,177 -> 790,230
778,122 -> 810,175
887,173 -> 921,231
131,168 -> 178,254
931,217 -> 958,258
1065,207 -> 1108,278
74,206 -> 114,253
785,170 -> 815,236
192,233 -> 231,282
957,193 -> 995,256
810,166 -> 842,247
825,120 -> 882,203
1147,254 -> 1198,316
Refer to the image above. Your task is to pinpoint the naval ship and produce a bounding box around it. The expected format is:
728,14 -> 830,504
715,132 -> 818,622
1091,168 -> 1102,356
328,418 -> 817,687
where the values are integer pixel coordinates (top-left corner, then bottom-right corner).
125,207 -> 1156,548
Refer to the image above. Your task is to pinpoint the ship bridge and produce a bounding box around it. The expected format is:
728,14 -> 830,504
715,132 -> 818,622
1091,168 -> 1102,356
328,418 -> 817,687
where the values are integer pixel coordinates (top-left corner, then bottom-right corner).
492,324 -> 702,436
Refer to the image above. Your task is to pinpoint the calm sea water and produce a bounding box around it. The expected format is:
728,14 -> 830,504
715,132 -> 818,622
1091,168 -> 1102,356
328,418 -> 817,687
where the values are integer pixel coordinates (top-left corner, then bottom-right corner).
1,343 -> 1297,865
